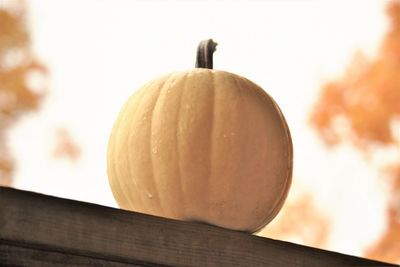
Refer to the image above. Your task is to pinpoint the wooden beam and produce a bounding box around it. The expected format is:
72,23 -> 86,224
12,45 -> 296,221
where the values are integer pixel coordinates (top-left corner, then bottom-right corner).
0,187 -> 397,266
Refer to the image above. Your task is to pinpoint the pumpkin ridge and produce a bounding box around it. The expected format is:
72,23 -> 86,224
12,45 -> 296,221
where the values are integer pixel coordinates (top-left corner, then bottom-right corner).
232,74 -> 249,207
107,109 -> 125,207
108,112 -> 128,209
206,70 -> 216,221
175,73 -> 189,218
122,90 -> 145,211
124,88 -> 151,212
233,74 -> 255,230
123,77 -> 170,212
110,90 -> 146,211
259,97 -> 293,228
245,79 -> 293,232
248,79 -> 279,229
148,77 -> 169,214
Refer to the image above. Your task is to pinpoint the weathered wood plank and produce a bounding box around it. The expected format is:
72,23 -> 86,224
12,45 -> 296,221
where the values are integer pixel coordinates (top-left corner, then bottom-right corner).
0,187 -> 397,267
0,243 -> 149,267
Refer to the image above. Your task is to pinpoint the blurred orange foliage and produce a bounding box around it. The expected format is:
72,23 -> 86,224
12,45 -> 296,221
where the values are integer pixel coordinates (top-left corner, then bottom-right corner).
53,128 -> 81,162
310,2 -> 400,149
0,2 -> 47,186
365,165 -> 400,261
310,1 -> 400,263
260,188 -> 330,248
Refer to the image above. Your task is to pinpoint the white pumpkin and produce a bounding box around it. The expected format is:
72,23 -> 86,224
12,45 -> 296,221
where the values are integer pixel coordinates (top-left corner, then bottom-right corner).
107,39 -> 293,233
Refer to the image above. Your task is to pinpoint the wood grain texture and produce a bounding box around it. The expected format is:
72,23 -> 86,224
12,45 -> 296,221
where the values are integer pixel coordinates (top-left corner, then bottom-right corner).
0,186 -> 397,267
0,243 -> 148,267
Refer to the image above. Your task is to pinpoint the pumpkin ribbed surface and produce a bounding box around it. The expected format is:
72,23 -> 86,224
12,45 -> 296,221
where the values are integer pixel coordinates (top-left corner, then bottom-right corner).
107,69 -> 292,232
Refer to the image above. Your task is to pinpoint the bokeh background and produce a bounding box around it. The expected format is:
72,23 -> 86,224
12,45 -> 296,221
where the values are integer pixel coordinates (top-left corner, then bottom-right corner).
1,0 -> 399,263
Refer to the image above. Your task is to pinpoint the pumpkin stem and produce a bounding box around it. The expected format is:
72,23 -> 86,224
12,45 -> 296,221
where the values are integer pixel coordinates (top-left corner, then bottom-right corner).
196,39 -> 218,69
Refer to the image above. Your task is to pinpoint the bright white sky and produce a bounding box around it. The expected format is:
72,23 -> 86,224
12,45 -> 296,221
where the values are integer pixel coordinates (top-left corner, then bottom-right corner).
8,0 -> 391,257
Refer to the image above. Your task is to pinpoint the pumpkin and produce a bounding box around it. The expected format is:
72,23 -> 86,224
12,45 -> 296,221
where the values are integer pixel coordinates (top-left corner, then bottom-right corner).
107,39 -> 293,233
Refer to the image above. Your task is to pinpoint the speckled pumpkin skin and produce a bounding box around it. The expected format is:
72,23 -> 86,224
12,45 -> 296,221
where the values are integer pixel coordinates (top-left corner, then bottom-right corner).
107,69 -> 293,233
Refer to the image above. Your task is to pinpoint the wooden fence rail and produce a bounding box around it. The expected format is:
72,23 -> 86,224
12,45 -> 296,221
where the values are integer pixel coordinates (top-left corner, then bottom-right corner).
0,187 -> 397,266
